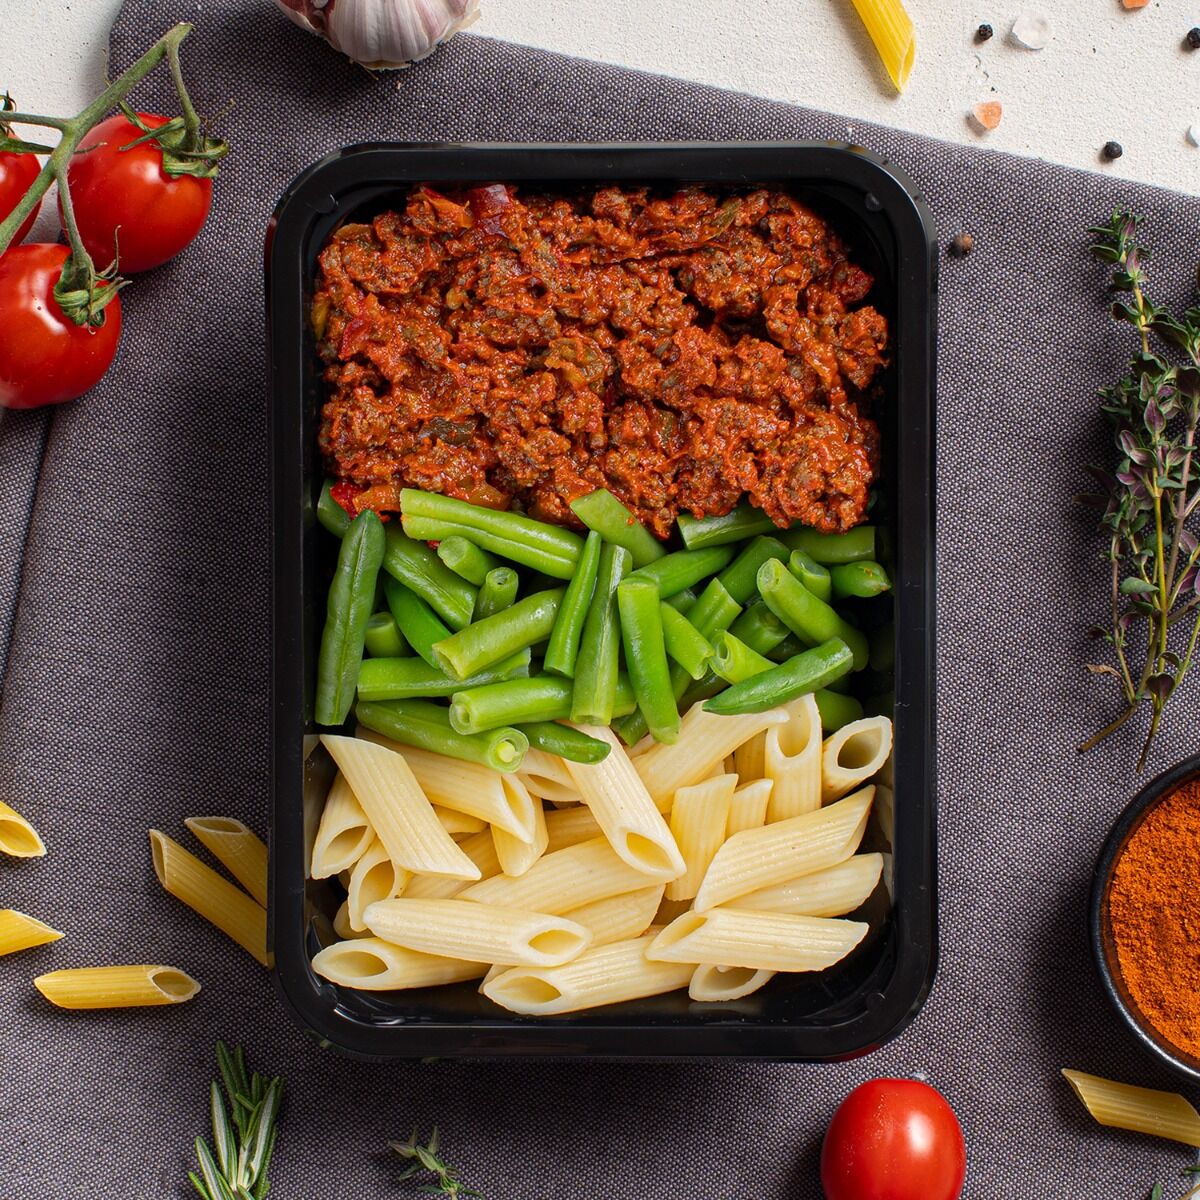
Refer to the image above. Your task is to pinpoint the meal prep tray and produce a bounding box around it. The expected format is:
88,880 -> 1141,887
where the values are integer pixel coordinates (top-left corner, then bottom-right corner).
266,142 -> 938,1059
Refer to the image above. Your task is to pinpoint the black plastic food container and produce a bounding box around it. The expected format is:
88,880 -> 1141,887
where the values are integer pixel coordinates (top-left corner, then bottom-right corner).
266,142 -> 937,1059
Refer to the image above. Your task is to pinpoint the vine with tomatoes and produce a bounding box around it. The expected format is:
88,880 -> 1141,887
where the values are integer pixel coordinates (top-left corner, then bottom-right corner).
0,22 -> 224,409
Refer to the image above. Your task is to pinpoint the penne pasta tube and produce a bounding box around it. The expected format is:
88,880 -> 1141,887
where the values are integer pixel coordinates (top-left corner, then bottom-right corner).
732,732 -> 765,784
565,726 -> 685,880
404,829 -> 502,899
184,816 -> 269,906
321,735 -> 479,879
364,898 -> 592,967
544,804 -> 602,852
1062,1069 -> 1200,1147
312,937 -> 486,990
493,785 -> 549,877
875,783 -> 895,846
666,775 -> 736,902
150,830 -> 269,965
0,799 -> 45,858
0,909 -> 64,956
34,965 -> 200,1009
688,963 -> 776,1002
764,694 -> 822,821
310,773 -> 373,879
877,752 -> 894,789
728,853 -> 883,917
517,749 -> 581,806
563,885 -> 664,946
648,908 -> 869,972
727,779 -> 772,836
333,899 -> 371,940
634,705 -> 787,805
821,716 -> 893,803
693,786 -> 873,912
848,0 -> 916,92
433,806 -> 487,836
483,934 -> 693,1015
347,839 -> 411,931
655,896 -> 693,926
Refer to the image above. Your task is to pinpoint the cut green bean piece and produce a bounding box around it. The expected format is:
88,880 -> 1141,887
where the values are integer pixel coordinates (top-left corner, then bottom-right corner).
626,545 -> 737,598
358,650 -> 531,702
710,631 -> 775,685
767,633 -> 806,663
676,502 -> 776,548
618,577 -> 680,744
364,612 -> 410,659
728,599 -> 790,657
519,721 -> 611,764
612,710 -> 649,748
571,544 -> 631,726
787,549 -> 833,603
543,530 -> 602,678
680,671 -> 727,709
831,560 -> 892,599
383,576 -> 451,669
716,535 -> 790,605
663,587 -> 699,616
356,699 -> 527,772
659,604 -> 714,681
668,577 -> 741,701
570,490 -> 665,568
382,525 -> 477,630
433,587 -> 565,681
436,535 -> 500,587
450,676 -> 575,735
780,525 -> 876,563
703,638 -> 854,715
474,567 -> 519,621
757,558 -> 869,671
402,514 -> 577,578
317,479 -> 351,539
813,688 -> 865,732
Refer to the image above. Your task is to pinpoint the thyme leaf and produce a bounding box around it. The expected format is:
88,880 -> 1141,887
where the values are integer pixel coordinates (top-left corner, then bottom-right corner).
389,1128 -> 483,1198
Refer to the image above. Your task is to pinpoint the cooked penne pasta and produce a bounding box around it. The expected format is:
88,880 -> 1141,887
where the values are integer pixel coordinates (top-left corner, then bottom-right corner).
433,806 -> 487,836
333,899 -> 371,940
822,716 -> 893,803
364,898 -> 592,967
544,804 -> 602,852
184,816 -> 269,906
565,726 -> 685,880
150,829 -> 269,965
405,829 -> 501,899
849,0 -> 916,92
321,735 -> 479,879
875,783 -> 895,846
483,934 -> 694,1015
728,853 -> 883,917
310,773 -> 373,879
518,749 -> 581,806
0,799 -> 45,858
764,694 -> 822,821
312,937 -> 486,990
634,705 -> 787,804
655,896 -> 693,926
493,783 -> 548,877
1062,1069 -> 1200,1147
692,786 -> 873,912
877,752 -> 894,789
563,885 -> 664,946
688,963 -> 776,1002
648,908 -> 869,972
666,774 -> 735,902
0,909 -> 64,956
727,779 -> 772,836
34,965 -> 200,1009
732,732 -> 765,785
347,839 -> 411,931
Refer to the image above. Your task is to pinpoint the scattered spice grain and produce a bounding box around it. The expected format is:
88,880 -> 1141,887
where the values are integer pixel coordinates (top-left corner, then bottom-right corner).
1102,141 -> 1124,162
976,23 -> 994,42
947,233 -> 974,258
1185,27 -> 1200,49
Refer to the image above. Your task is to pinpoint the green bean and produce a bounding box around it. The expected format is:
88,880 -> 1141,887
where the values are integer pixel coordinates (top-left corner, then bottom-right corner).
757,558 -> 869,670
787,549 -> 833,603
382,525 -> 477,630
659,604 -> 714,681
813,689 -> 865,732
383,576 -> 451,669
363,612 -> 409,659
450,676 -> 574,735
357,650 -> 531,702
433,587 -> 565,681
317,479 -> 351,538
831,560 -> 892,599
716,535 -> 790,604
571,544 -> 631,725
668,576 -> 742,701
519,721 -> 611,764
617,578 -> 680,743
315,510 -> 385,727
703,638 -> 854,715
626,545 -> 737,598
569,490 -> 665,568
728,599 -> 790,656
356,699 -> 527,773
676,502 -> 776,549
710,631 -> 775,685
474,567 -> 519,620
612,710 -> 649,747
824,673 -> 853,694
402,514 -> 577,578
436,535 -> 499,587
680,672 -> 727,709
543,530 -> 602,678
780,525 -> 876,563
766,633 -> 806,663
663,587 -> 698,616
870,623 -> 895,673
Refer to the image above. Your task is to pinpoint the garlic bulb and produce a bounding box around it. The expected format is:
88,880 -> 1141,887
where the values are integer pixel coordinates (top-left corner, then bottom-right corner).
276,0 -> 480,69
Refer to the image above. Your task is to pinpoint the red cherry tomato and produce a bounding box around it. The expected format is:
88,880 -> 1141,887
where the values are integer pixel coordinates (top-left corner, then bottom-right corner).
821,1078 -> 967,1200
0,244 -> 122,409
64,112 -> 211,273
0,149 -> 40,247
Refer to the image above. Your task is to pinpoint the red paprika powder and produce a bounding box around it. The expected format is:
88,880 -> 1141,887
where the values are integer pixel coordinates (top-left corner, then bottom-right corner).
1107,776 -> 1200,1060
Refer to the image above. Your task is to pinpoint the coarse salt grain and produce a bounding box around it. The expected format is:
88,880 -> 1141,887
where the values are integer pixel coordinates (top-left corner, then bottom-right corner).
971,101 -> 1003,131
1188,125 -> 1200,148
1011,12 -> 1053,49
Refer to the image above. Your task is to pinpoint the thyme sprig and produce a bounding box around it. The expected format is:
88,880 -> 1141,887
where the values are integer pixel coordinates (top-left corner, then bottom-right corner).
1082,211 -> 1200,770
389,1128 -> 483,1198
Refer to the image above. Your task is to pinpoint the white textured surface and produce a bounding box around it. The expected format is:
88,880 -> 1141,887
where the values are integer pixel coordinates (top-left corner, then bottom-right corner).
1,0 -> 1198,197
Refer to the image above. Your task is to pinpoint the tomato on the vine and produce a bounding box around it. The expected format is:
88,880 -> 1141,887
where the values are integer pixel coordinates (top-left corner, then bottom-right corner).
64,112 -> 211,273
821,1078 -> 967,1200
0,148 -> 40,248
0,244 -> 122,409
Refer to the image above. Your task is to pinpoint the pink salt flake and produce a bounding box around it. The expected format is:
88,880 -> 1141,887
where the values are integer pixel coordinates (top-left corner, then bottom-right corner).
972,101 -> 1003,131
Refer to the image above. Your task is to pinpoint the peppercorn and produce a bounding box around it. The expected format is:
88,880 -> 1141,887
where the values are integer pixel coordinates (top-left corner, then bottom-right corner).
1102,141 -> 1124,162
975,22 -> 994,42
947,233 -> 974,258
1186,26 -> 1200,49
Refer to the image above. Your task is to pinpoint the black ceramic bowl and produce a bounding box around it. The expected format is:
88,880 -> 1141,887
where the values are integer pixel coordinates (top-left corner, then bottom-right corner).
1090,753 -> 1200,1084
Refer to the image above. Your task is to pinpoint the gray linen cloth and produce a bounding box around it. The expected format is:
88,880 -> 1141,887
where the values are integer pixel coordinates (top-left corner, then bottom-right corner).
2,4 -> 1199,1195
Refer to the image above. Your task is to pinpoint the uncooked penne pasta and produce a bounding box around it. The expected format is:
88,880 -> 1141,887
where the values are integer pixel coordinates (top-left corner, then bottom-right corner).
321,735 -> 479,879
483,934 -> 693,1015
0,909 -> 63,956
693,786 -> 873,912
0,799 -> 45,858
347,839 -> 411,931
150,830 -> 269,966
821,716 -> 893,803
666,774 -> 735,902
727,779 -> 772,836
405,829 -> 501,900
565,726 -> 685,880
563,885 -> 664,946
634,705 -> 787,804
765,694 -> 822,821
333,899 -> 371,940
849,0 -> 916,92
364,898 -> 591,967
34,965 -> 200,1009
732,733 -> 765,784
310,773 -> 373,879
688,963 -> 776,1002
312,937 -> 486,990
433,806 -> 487,836
648,908 -> 869,972
184,816 -> 269,906
1062,1069 -> 1200,1147
493,783 -> 548,877
728,853 -> 883,917
544,804 -> 602,852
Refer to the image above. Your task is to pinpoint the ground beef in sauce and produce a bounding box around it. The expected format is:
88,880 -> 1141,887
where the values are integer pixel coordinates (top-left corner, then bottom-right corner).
313,184 -> 887,537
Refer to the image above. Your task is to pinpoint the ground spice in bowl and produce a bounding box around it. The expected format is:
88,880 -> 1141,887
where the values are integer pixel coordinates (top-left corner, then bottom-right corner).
1106,776 -> 1200,1062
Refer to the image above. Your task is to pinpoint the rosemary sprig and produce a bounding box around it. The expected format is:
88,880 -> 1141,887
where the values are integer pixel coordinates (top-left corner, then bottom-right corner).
389,1128 -> 483,1198
190,1042 -> 285,1200
1082,210 -> 1200,770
